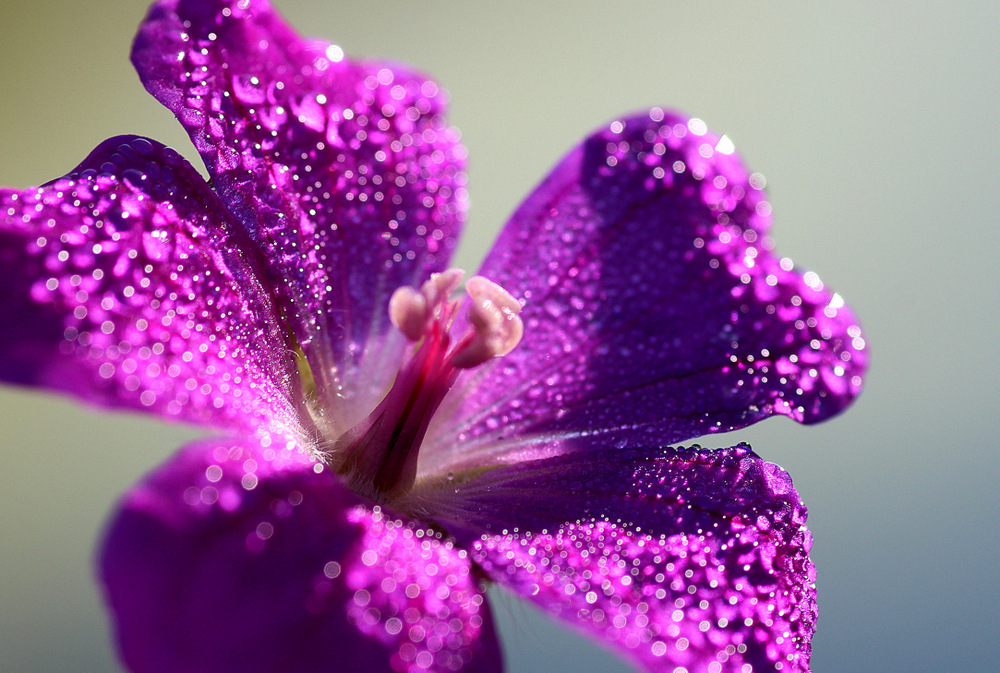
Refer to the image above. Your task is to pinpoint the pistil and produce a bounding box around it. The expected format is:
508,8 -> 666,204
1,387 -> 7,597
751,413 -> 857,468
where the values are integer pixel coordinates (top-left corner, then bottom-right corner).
332,269 -> 523,501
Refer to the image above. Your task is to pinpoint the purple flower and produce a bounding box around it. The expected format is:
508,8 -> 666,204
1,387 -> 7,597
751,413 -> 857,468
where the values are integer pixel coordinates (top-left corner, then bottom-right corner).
0,1 -> 867,672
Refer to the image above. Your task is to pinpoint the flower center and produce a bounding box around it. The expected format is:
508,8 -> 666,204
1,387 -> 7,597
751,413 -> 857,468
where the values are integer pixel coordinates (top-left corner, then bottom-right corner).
330,268 -> 523,501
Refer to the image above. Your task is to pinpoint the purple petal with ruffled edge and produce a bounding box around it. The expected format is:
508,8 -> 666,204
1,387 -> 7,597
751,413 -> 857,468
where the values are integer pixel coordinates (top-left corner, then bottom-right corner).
133,0 -> 467,426
101,438 -> 501,673
424,110 -> 867,474
0,136 -> 297,433
415,445 -> 814,673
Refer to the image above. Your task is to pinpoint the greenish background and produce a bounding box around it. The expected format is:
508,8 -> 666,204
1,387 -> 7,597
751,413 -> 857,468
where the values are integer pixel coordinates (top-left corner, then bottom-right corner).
1,1 -> 997,671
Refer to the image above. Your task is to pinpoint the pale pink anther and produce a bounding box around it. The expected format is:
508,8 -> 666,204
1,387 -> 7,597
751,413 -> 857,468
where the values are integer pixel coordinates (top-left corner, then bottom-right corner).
422,268 -> 465,313
450,276 -> 524,369
388,268 -> 465,341
387,286 -> 428,341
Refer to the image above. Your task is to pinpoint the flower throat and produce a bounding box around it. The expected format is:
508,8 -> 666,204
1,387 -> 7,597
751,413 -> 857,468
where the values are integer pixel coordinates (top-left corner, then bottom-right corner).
327,269 -> 523,501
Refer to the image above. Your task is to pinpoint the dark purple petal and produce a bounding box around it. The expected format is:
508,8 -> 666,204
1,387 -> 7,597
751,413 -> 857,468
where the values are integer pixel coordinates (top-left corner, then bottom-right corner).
0,136 -> 296,433
418,445 -> 814,673
133,0 -> 466,420
101,437 -> 501,673
425,110 -> 867,472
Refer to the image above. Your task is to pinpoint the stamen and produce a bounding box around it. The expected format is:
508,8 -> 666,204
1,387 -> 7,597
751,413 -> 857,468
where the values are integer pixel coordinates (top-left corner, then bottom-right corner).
450,276 -> 523,368
423,268 -> 465,314
388,286 -> 428,341
389,268 -> 464,341
334,268 -> 523,500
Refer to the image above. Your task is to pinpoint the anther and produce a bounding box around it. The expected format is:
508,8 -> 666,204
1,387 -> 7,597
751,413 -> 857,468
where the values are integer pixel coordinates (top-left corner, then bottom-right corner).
449,276 -> 523,368
389,268 -> 464,341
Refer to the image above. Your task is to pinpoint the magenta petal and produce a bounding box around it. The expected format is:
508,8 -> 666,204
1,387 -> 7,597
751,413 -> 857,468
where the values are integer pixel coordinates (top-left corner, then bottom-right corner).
133,0 -> 467,414
427,110 -> 867,471
101,438 -> 501,673
424,445 -> 814,673
0,136 -> 295,432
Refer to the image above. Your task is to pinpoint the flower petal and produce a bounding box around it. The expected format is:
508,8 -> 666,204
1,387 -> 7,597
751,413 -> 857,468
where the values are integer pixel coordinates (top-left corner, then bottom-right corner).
0,136 -> 296,433
419,445 -> 814,673
100,437 -> 501,673
425,110 -> 867,472
133,0 -> 466,425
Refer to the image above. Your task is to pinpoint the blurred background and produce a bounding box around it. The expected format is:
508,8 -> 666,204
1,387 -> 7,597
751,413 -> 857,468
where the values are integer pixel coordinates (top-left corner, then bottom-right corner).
1,1 -> 997,671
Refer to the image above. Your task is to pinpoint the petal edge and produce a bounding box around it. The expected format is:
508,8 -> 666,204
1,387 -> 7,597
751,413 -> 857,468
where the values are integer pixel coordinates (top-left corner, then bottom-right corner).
419,445 -> 815,673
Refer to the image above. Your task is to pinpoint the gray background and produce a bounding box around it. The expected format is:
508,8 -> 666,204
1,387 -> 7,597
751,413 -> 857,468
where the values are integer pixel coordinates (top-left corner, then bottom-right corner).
1,1 -> 997,671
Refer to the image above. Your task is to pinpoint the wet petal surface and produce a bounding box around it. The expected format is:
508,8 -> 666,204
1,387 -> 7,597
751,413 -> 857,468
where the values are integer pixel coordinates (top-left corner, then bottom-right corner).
0,136 -> 295,433
101,437 -> 501,673
134,0 -> 467,427
421,445 -> 814,673
425,110 -> 867,473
